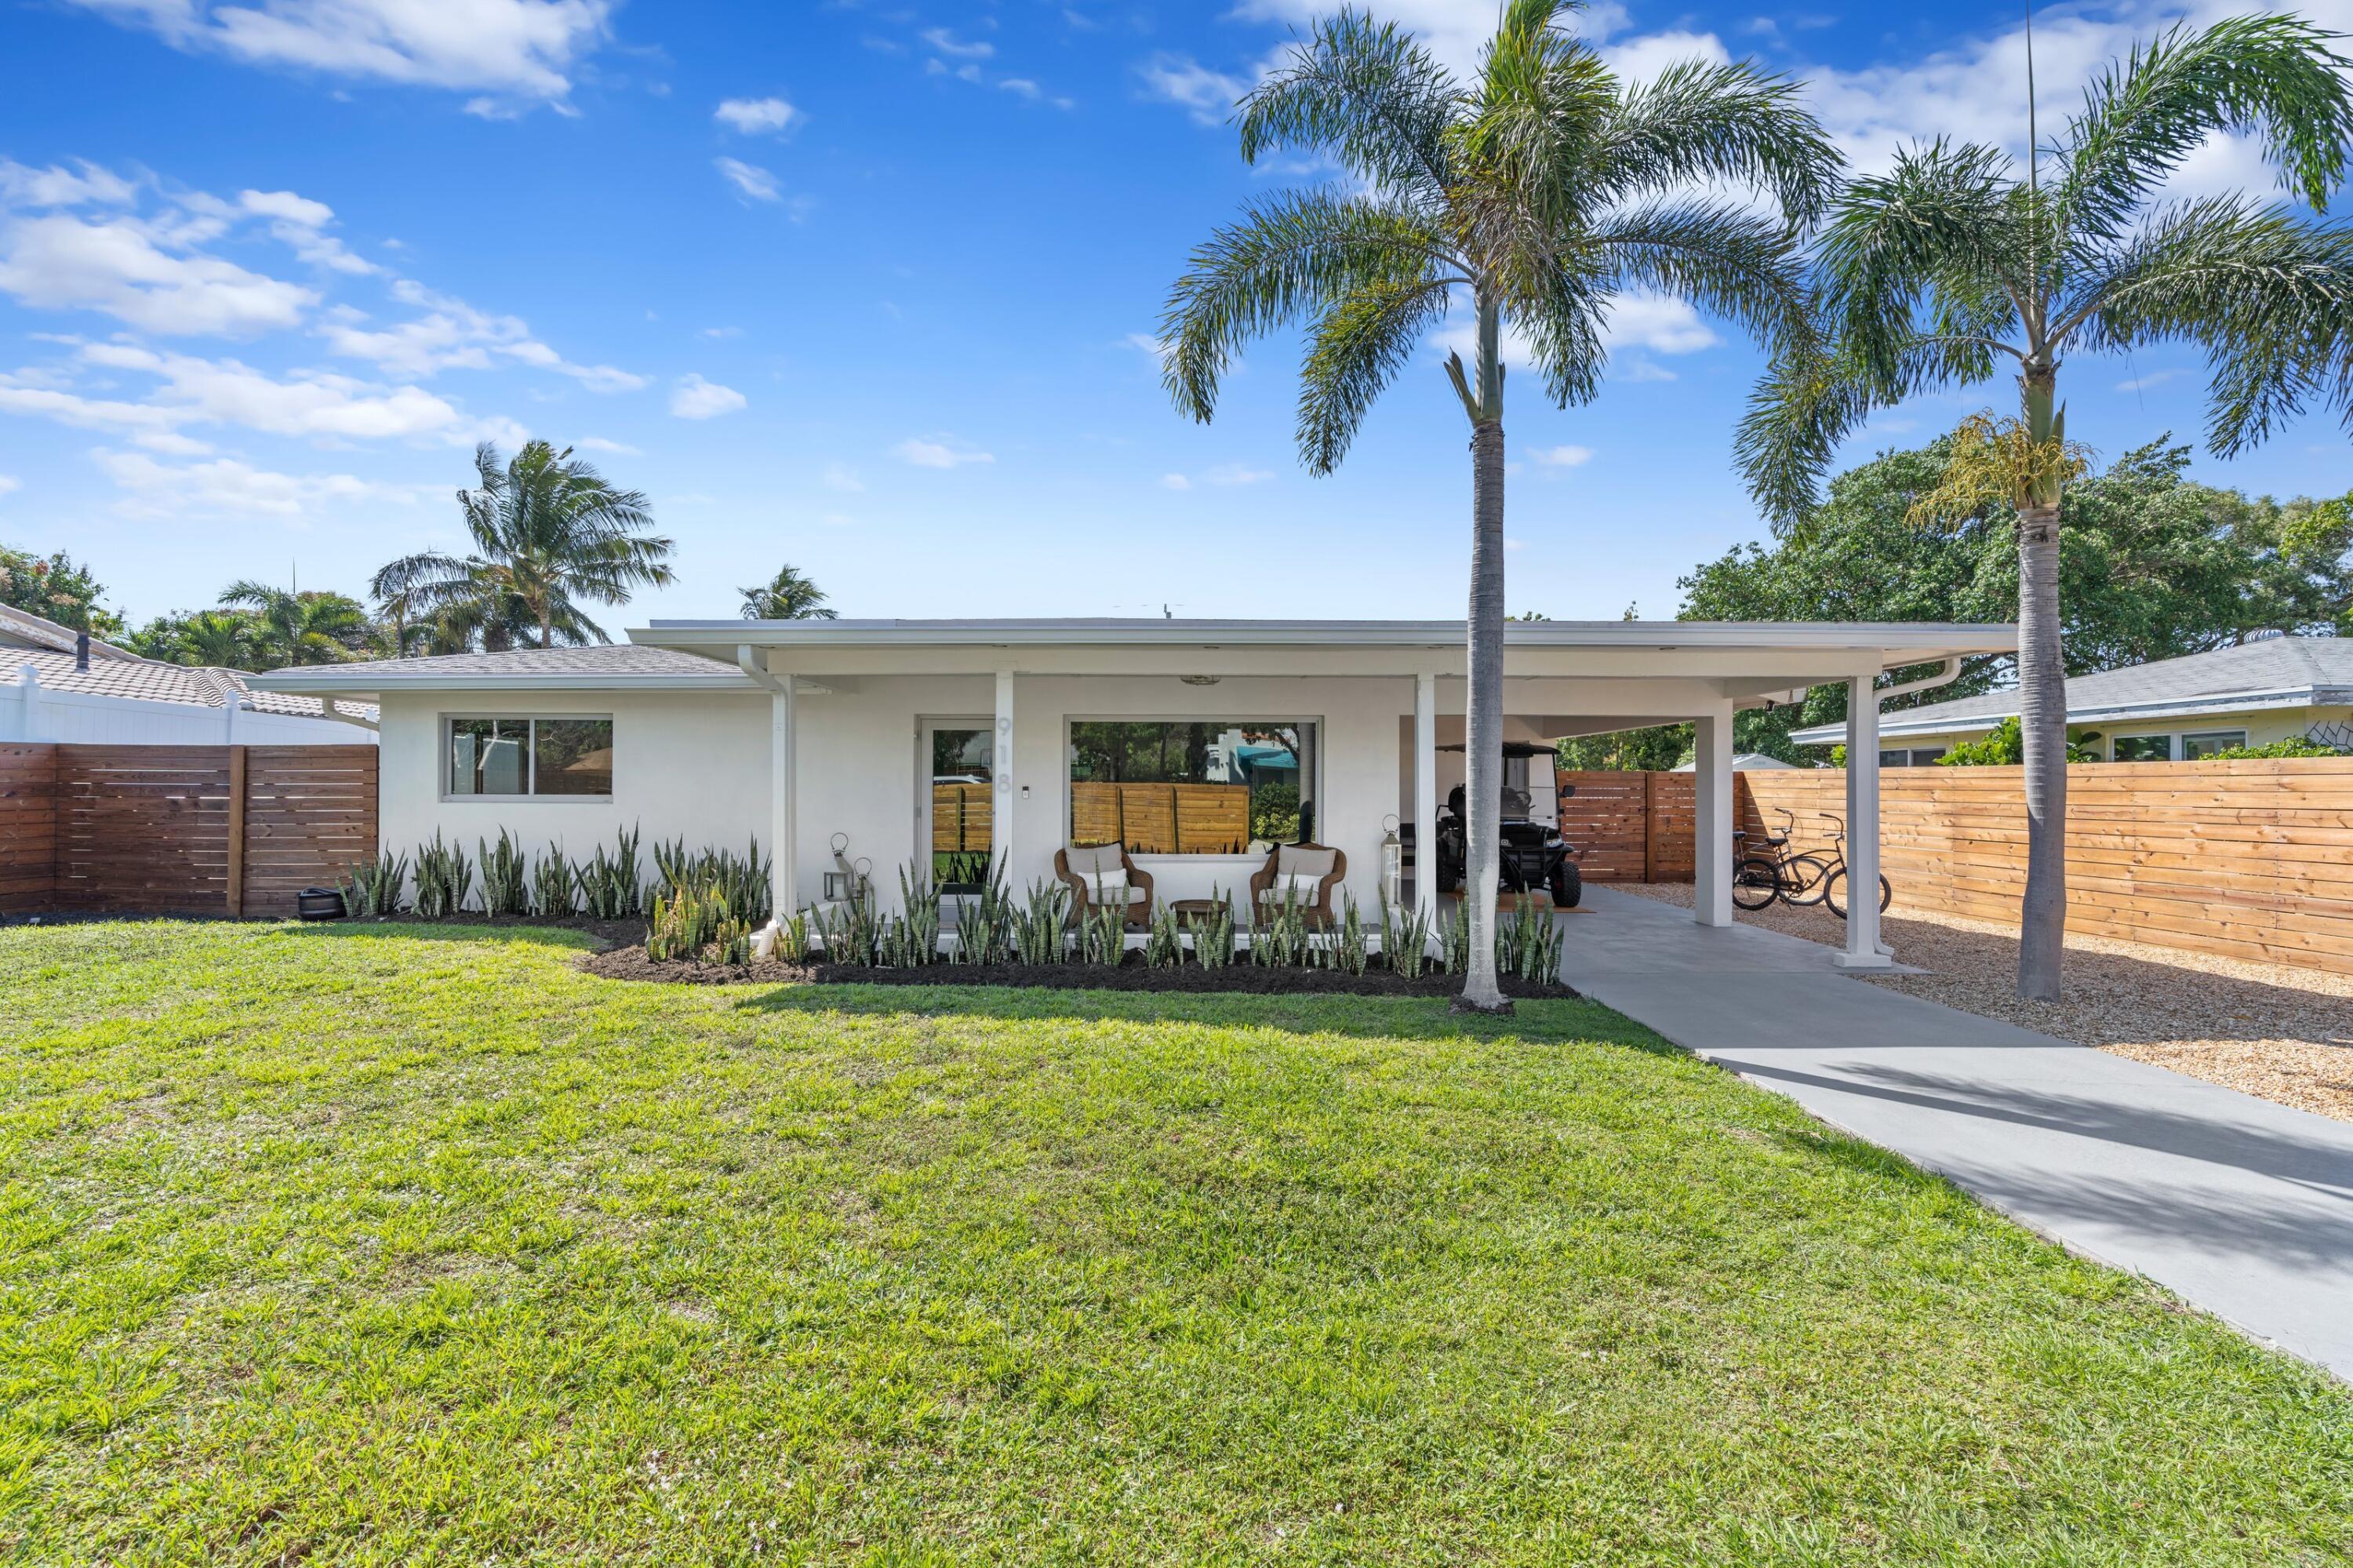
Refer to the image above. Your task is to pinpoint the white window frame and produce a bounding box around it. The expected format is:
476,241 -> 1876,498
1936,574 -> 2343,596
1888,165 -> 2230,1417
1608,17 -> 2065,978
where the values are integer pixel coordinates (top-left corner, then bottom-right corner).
441,713 -> 615,802
2181,728 -> 2249,760
1063,714 -> 1325,865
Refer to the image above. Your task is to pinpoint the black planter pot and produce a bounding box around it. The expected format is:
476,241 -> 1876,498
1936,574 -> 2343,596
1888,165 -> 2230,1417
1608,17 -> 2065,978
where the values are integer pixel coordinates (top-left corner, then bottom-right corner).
296,887 -> 347,922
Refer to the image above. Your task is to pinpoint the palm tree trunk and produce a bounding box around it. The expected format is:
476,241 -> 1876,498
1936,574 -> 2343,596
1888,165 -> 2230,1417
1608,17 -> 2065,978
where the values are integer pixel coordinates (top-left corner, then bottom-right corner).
1457,300 -> 1510,1013
2015,501 -> 2066,1000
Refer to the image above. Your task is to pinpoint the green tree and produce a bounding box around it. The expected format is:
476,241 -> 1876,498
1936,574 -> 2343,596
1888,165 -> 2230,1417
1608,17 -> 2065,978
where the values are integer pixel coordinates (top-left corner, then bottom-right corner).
373,442 -> 675,651
218,583 -> 374,670
125,608 -> 267,671
1739,16 -> 2353,999
1159,1 -> 1834,1008
0,547 -> 120,638
739,565 -> 838,620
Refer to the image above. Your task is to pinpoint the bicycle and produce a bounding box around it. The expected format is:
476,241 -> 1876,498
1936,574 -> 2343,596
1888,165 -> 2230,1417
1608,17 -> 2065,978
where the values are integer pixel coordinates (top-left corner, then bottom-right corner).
1812,813 -> 1893,919
1730,808 -> 1834,911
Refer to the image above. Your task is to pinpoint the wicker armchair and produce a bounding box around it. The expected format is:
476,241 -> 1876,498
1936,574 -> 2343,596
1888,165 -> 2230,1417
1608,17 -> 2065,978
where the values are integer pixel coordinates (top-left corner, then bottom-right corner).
1249,842 -> 1347,927
1055,842 -> 1155,928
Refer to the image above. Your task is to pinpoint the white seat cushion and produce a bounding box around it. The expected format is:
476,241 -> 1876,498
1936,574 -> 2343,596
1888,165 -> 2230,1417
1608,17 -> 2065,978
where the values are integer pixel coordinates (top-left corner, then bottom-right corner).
1064,843 -> 1125,880
1078,871 -> 1132,903
1275,845 -> 1336,879
1257,872 -> 1326,904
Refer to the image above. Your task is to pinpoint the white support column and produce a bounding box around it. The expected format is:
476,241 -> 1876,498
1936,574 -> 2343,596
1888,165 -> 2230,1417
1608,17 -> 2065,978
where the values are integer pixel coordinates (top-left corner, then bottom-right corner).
994,669 -> 1016,879
1835,671 -> 1891,968
1413,671 -> 1438,921
1693,701 -> 1734,928
773,676 -> 797,917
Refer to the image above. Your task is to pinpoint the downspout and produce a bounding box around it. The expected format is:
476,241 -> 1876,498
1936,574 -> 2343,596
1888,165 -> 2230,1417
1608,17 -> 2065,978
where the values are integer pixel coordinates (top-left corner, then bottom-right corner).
1874,656 -> 1965,707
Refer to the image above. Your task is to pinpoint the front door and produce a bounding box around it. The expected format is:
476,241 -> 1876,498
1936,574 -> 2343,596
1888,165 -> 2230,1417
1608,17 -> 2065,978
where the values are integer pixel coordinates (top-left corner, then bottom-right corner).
918,719 -> 996,893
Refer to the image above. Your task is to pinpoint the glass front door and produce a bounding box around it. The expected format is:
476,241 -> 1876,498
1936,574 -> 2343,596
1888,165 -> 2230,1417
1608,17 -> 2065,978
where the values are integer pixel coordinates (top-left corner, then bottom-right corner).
921,721 -> 995,893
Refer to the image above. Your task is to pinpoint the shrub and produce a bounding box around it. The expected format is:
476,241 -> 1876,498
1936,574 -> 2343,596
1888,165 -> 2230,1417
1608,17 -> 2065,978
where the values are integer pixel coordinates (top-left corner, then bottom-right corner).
646,884 -> 750,965
1191,890 -> 1235,970
653,836 -> 770,924
339,849 -> 408,919
1936,716 -> 2102,765
478,829 -> 528,919
412,832 -> 473,919
1379,895 -> 1431,979
2203,736 -> 2347,759
532,844 -> 576,918
576,828 -> 642,919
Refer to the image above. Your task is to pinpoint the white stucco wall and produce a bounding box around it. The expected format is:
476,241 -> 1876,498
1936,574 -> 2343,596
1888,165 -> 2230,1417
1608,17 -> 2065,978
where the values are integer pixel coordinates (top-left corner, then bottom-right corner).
376,673 -> 1446,915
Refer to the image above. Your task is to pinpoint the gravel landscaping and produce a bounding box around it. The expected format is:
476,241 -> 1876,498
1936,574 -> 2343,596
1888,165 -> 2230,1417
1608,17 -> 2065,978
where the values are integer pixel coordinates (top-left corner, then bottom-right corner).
1614,882 -> 2353,1124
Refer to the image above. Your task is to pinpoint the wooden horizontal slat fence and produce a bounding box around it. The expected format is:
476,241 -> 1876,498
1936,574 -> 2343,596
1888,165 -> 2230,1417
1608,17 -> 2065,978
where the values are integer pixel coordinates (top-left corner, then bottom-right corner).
1555,759 -> 2353,976
2,743 -> 376,919
930,783 -> 993,854
1071,780 -> 1253,855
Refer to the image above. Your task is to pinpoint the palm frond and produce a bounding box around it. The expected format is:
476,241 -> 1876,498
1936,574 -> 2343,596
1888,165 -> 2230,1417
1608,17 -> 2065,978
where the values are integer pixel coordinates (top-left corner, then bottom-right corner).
1591,59 -> 1840,227
2057,15 -> 2353,246
1588,199 -> 1814,360
1161,190 -> 1461,423
1817,140 -> 2027,372
1238,9 -> 1463,198
1297,276 -> 1454,471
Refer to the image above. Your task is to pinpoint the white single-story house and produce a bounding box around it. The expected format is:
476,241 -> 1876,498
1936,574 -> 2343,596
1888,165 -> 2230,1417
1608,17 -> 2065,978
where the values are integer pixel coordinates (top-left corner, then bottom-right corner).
2,602 -> 378,746
249,617 -> 2017,968
1789,635 -> 2353,764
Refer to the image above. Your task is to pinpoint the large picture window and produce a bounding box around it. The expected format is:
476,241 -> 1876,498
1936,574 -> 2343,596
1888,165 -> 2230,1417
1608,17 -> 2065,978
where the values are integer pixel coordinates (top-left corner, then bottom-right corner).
1067,720 -> 1317,854
447,716 -> 613,799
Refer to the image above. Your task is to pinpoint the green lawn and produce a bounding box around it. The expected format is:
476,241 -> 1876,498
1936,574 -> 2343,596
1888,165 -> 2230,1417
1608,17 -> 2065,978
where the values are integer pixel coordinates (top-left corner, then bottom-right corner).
2,923 -> 2348,1566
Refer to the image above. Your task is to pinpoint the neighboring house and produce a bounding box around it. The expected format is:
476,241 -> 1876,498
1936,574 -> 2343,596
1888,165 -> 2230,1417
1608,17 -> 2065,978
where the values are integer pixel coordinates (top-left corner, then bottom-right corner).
1,602 -> 376,745
1671,752 -> 1796,772
1788,636 -> 2353,765
250,617 -> 2013,969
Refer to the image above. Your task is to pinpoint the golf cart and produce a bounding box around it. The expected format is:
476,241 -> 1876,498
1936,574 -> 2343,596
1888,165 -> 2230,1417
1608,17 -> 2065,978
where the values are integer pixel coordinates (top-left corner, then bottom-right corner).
1425,740 -> 1581,907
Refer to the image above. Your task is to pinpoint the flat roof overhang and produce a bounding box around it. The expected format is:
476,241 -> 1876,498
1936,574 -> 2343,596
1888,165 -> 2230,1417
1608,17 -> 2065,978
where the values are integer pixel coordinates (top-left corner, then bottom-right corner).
635,617 -> 2017,686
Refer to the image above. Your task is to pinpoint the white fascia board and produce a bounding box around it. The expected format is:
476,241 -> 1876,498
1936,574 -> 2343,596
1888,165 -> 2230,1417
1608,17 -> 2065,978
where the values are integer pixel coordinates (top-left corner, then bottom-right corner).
637,617 -> 2018,658
246,671 -> 758,697
1790,685 -> 2331,744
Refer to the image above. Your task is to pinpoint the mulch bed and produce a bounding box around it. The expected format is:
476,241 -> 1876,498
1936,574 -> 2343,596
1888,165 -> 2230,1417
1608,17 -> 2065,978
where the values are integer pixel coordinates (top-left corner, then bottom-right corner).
580,944 -> 1580,999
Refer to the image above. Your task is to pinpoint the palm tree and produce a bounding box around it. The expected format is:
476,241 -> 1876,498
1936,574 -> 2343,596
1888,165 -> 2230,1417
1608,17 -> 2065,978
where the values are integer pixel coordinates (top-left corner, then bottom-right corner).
373,442 -> 675,651
739,564 -> 838,620
1160,0 -> 1835,1009
218,582 -> 373,670
1738,15 -> 2353,1001
173,609 -> 262,671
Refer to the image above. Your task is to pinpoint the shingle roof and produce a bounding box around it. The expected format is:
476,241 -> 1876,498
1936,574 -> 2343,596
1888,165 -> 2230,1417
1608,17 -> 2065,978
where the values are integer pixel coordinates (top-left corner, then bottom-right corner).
248,643 -> 747,691
1790,636 -> 2353,742
8,649 -> 375,721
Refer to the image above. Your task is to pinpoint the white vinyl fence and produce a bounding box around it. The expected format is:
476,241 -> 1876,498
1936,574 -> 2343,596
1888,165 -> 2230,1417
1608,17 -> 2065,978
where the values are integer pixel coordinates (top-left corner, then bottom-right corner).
2,665 -> 375,747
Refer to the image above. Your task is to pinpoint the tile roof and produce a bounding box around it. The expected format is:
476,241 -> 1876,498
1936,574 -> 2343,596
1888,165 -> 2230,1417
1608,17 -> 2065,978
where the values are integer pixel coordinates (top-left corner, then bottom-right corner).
1791,636 -> 2353,740
7,649 -> 375,721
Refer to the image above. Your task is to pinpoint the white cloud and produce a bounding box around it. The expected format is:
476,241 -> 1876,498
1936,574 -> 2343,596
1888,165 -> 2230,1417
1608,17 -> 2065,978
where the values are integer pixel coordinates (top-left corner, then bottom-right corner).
0,474 -> 18,496
67,0 -> 613,111
93,446 -> 419,519
894,436 -> 994,469
1204,463 -> 1272,485
1228,0 -> 1629,79
1531,444 -> 1594,467
670,373 -> 744,418
921,27 -> 994,59
821,461 -> 864,492
0,212 -> 316,336
1161,472 -> 1191,490
0,158 -> 139,209
1600,292 -> 1718,355
238,187 -> 334,227
999,78 -> 1041,99
714,96 -> 802,134
78,340 -> 467,439
1598,28 -> 1729,88
321,279 -> 642,390
715,157 -> 780,202
1613,358 -> 1677,384
1136,53 -> 1250,126
574,435 -> 639,455
2115,368 -> 2186,393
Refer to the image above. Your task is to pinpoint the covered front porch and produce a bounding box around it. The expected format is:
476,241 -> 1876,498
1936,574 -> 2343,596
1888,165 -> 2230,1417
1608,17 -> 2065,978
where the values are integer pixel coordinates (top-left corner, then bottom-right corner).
631,618 -> 2015,970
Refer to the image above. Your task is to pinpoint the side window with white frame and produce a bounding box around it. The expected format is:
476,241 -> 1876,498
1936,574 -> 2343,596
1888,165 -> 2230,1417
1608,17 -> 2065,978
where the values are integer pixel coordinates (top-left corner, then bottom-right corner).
446,716 -> 613,799
2182,729 -> 2248,760
2111,734 -> 2174,762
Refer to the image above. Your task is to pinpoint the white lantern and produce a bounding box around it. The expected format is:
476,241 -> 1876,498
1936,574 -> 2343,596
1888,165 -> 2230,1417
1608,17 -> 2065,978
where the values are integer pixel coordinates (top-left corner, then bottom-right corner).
1380,814 -> 1403,908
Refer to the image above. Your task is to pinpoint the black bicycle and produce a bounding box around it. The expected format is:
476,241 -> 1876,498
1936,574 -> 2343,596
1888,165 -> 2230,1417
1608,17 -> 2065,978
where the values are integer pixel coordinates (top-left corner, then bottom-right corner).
1813,813 -> 1893,919
1731,808 -> 1832,910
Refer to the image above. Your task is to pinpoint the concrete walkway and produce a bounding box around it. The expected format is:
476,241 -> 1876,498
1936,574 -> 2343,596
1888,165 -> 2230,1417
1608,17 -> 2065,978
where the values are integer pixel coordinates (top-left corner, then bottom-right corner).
1563,886 -> 2353,1381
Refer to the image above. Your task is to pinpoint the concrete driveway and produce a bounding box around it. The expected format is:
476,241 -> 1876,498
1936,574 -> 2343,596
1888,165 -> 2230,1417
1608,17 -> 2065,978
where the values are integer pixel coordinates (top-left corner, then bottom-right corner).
1563,886 -> 2353,1381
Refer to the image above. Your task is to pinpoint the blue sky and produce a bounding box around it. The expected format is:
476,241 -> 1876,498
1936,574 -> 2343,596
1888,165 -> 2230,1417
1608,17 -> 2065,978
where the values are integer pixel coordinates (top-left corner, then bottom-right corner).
3,0 -> 2349,632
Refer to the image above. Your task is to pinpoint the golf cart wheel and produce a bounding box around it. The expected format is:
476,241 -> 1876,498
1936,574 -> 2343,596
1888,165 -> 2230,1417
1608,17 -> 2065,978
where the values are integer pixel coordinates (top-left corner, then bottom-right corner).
1732,858 -> 1782,911
1550,860 -> 1580,909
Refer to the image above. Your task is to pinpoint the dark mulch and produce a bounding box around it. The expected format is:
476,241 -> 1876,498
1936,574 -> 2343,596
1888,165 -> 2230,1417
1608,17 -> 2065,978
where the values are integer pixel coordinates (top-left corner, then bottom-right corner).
579,944 -> 1580,999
